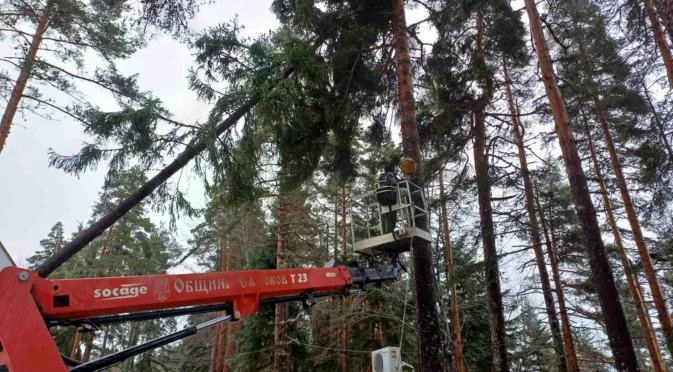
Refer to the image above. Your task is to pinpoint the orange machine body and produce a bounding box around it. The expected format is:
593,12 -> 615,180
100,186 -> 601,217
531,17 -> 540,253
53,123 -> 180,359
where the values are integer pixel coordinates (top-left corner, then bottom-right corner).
0,265 -> 354,372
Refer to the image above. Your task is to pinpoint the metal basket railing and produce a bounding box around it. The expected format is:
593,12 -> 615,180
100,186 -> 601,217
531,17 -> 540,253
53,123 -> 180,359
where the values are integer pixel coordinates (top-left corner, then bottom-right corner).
349,180 -> 429,249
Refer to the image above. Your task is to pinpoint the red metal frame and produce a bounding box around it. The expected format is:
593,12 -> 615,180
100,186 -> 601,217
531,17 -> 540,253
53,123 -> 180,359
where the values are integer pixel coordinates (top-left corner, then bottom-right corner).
0,265 -> 354,372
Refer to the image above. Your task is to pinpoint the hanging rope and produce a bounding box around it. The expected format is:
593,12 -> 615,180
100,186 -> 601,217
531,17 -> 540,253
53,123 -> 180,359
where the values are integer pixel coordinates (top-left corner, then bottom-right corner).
398,234 -> 413,351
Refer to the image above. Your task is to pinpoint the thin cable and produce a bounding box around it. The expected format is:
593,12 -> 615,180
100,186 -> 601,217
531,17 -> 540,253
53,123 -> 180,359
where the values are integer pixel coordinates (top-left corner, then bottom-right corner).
399,233 -> 413,351
290,340 -> 374,354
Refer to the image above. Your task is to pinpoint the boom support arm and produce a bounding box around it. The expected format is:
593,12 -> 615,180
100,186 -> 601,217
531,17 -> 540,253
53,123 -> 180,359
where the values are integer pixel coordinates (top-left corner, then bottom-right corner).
0,262 -> 399,372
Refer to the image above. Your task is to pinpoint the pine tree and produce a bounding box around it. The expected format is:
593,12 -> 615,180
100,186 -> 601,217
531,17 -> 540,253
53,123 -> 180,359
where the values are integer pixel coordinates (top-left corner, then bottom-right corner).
642,0 -> 673,86
452,232 -> 498,371
26,221 -> 79,356
24,0 -> 673,370
550,0 -> 673,361
390,0 -> 448,369
439,170 -> 466,372
583,113 -> 666,371
523,0 -> 640,369
503,59 -> 572,372
0,0 -> 199,154
423,0 -> 528,369
533,164 -> 581,372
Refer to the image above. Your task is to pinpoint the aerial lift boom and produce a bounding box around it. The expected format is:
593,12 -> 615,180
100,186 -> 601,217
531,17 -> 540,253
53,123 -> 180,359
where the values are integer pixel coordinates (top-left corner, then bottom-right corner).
0,260 -> 400,371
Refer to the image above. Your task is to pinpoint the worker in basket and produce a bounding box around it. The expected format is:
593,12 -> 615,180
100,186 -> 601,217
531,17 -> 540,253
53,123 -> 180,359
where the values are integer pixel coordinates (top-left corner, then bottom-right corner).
377,164 -> 399,234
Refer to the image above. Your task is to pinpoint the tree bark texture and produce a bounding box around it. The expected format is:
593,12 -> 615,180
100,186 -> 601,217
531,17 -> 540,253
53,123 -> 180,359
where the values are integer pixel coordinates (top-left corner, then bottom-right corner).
213,242 -> 230,372
655,0 -> 673,44
340,187 -> 349,372
471,12 -> 509,372
439,171 -> 466,372
274,193 -> 292,372
644,0 -> 673,87
222,322 -> 240,372
69,330 -> 83,360
392,0 -> 446,370
125,324 -> 140,369
535,191 -> 581,371
82,333 -> 93,362
341,187 -> 347,255
503,57 -> 571,372
524,1 -> 641,369
334,198 -> 339,258
579,39 -> 673,358
473,109 -> 509,372
584,118 -> 666,372
0,1 -> 53,154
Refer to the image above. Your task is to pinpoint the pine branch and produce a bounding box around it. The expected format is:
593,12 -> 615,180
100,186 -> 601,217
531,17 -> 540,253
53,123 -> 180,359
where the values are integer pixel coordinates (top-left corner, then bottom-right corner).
36,59 -> 192,129
0,25 -> 32,44
22,93 -> 89,124
12,0 -> 40,21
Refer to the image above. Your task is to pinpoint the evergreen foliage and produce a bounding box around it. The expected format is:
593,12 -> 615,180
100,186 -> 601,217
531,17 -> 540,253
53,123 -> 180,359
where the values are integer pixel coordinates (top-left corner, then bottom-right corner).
9,0 -> 673,370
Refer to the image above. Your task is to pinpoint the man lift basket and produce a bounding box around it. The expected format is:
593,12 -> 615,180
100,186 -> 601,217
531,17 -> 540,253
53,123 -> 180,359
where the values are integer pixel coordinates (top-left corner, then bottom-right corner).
349,157 -> 432,257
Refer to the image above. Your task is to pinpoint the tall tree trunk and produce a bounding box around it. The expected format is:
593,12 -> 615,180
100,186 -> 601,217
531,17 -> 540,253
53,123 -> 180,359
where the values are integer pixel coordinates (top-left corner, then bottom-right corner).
471,12 -> 509,372
503,57 -> 570,372
340,187 -> 349,372
524,1 -> 641,369
439,171 -> 466,372
211,337 -> 220,372
579,36 -> 673,357
341,187 -> 347,254
101,326 -> 110,353
655,0 -> 673,44
213,315 -> 227,372
274,191 -> 292,372
222,322 -> 240,372
391,0 -> 446,370
535,190 -> 580,371
82,333 -> 93,362
99,225 -> 115,258
334,197 -> 339,258
642,80 -> 673,161
125,324 -> 141,369
222,242 -> 239,372
474,106 -> 509,372
644,0 -> 673,87
213,242 -> 230,372
667,0 -> 673,44
0,1 -> 53,154
70,331 -> 83,360
101,225 -> 116,276
583,117 -> 667,372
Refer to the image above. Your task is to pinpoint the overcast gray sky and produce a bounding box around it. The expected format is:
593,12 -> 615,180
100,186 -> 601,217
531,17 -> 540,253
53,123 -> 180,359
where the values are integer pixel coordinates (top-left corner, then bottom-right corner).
0,1 -> 280,264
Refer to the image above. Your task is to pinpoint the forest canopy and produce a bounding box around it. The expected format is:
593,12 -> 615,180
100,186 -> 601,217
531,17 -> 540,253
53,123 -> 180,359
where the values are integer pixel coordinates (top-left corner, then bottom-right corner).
4,0 -> 673,371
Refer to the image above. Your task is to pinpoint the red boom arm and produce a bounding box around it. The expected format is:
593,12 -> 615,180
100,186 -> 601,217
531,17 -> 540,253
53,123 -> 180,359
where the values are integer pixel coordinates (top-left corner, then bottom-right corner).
0,264 -> 368,372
